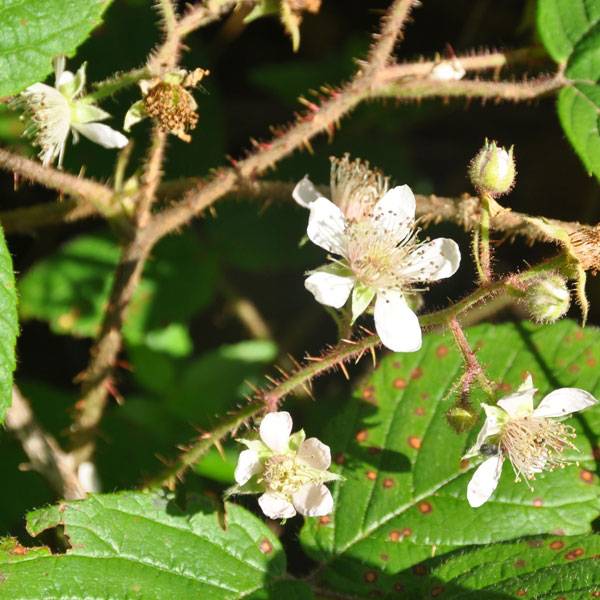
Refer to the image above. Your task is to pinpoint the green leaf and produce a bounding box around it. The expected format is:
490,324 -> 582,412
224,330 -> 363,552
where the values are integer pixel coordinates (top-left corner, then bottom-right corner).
18,231 -> 217,341
537,0 -> 600,178
0,491 -> 285,599
0,224 -> 18,422
0,0 -> 113,97
300,320 -> 600,598
331,534 -> 600,598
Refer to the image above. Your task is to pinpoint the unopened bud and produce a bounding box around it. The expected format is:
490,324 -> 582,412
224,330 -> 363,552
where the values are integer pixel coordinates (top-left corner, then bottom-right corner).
446,405 -> 478,434
469,140 -> 516,197
525,275 -> 570,323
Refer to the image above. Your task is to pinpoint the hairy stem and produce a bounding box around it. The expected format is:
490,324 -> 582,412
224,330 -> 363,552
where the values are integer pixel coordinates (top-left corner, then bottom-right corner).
137,128 -> 168,227
479,194 -> 492,282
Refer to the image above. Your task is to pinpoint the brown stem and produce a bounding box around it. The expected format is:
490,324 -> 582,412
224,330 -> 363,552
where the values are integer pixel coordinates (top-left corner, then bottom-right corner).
6,386 -> 85,499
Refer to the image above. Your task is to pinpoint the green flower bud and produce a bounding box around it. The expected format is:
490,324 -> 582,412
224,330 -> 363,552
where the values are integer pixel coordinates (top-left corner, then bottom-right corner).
525,275 -> 571,323
446,405 -> 478,434
469,140 -> 516,197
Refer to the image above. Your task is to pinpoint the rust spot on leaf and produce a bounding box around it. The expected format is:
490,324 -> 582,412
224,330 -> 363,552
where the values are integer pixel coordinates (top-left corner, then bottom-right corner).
414,406 -> 426,416
580,469 -> 594,484
366,470 -> 377,481
550,540 -> 565,551
408,436 -> 422,449
436,345 -> 449,358
334,452 -> 345,465
413,564 -> 427,576
514,559 -> 526,568
568,364 -> 580,374
393,377 -> 407,389
565,548 -> 584,560
515,589 -> 527,597
388,530 -> 402,542
383,478 -> 394,489
411,367 -> 423,380
418,501 -> 433,514
532,497 -> 543,507
355,430 -> 368,443
259,539 -> 273,554
319,515 -> 331,525
362,386 -> 375,401
363,570 -> 378,583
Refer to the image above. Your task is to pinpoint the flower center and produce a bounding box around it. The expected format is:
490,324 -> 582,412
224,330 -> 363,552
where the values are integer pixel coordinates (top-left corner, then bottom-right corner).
343,219 -> 416,290
144,82 -> 198,142
500,416 -> 576,481
261,455 -> 315,497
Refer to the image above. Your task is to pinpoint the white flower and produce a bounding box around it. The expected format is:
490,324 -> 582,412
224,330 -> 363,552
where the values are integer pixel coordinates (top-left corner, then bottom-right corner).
294,159 -> 461,352
465,374 -> 597,508
17,56 -> 128,167
233,411 -> 340,519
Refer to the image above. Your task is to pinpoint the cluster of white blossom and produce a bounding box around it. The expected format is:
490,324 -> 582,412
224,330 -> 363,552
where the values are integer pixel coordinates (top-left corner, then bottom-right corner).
233,157 -> 597,520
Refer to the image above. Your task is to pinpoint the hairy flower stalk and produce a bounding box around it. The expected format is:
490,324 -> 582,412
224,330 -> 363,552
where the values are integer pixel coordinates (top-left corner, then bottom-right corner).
15,56 -> 128,167
464,374 -> 597,507
294,156 -> 461,352
231,411 -> 340,519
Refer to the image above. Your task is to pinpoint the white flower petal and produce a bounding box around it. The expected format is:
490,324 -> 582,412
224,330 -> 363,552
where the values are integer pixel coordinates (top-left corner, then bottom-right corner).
497,387 -> 536,419
234,449 -> 262,485
305,269 -> 354,309
260,411 -> 293,453
72,122 -> 128,149
374,290 -> 422,352
293,176 -> 324,209
517,373 -> 534,393
372,185 -> 416,239
297,438 -> 331,470
307,197 -> 347,255
467,455 -> 504,508
292,483 -> 333,517
400,238 -> 461,282
533,388 -> 597,418
258,492 -> 296,519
